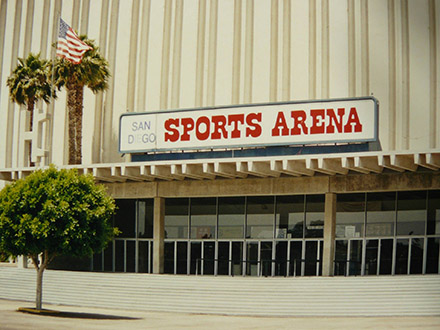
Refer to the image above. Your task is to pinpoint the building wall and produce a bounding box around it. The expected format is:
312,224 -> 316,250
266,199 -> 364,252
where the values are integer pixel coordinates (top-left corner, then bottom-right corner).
0,0 -> 439,170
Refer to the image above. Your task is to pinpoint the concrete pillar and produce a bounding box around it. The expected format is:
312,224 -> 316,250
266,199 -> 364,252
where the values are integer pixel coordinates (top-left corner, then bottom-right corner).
16,256 -> 28,268
322,192 -> 337,276
153,197 -> 165,274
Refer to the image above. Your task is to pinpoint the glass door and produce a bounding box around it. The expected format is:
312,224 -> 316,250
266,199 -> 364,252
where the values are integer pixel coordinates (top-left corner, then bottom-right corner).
246,242 -> 259,276
260,241 -> 273,276
349,239 -> 363,275
232,241 -> 243,276
217,241 -> 230,275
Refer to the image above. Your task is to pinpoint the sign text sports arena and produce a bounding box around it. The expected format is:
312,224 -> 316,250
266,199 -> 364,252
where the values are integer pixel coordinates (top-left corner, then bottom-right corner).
119,97 -> 378,153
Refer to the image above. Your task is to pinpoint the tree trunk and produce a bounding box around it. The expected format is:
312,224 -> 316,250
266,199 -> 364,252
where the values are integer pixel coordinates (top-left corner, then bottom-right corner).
31,251 -> 53,311
67,84 -> 84,165
36,267 -> 44,310
27,98 -> 35,166
27,97 -> 34,132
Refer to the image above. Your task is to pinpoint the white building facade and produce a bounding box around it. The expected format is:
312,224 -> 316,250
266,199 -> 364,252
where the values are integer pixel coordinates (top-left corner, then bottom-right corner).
0,0 -> 439,277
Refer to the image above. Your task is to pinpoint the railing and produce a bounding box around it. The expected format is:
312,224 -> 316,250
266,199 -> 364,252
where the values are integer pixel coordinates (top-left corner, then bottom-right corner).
333,259 -> 362,276
195,258 -> 323,277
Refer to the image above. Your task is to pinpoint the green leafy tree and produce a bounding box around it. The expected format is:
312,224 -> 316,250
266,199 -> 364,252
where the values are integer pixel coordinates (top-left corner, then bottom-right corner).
53,37 -> 110,165
0,166 -> 117,310
6,53 -> 54,164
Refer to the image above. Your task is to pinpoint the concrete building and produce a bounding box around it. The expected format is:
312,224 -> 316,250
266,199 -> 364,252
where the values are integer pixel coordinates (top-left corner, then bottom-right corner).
0,0 -> 439,279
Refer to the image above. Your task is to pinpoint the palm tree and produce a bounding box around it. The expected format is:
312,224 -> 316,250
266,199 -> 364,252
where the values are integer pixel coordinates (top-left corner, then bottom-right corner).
6,53 -> 54,165
53,36 -> 110,165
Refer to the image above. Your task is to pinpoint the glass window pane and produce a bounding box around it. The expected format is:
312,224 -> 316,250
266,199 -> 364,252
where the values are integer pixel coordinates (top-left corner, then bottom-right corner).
289,241 -> 303,276
275,241 -> 288,276
379,239 -> 393,275
261,241 -> 273,276
366,192 -> 396,237
114,199 -> 136,238
164,242 -> 175,274
305,195 -> 324,238
334,240 -> 348,276
410,238 -> 424,274
176,242 -> 188,274
276,195 -> 305,239
218,242 -> 230,275
203,241 -> 215,275
138,199 -> 153,238
395,239 -> 409,274
218,197 -> 245,239
246,196 -> 275,239
165,198 -> 189,239
126,241 -> 135,272
232,242 -> 243,276
427,190 -> 440,235
190,242 -> 201,275
336,194 -> 365,238
138,241 -> 150,273
426,238 -> 439,274
305,241 -> 318,275
246,242 -> 259,275
349,240 -> 362,275
115,240 -> 124,272
365,240 -> 378,275
397,191 -> 427,236
190,198 -> 216,239
104,243 -> 113,272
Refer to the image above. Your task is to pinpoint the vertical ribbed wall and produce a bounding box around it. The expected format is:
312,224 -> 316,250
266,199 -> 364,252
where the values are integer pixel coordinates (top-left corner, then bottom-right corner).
0,0 -> 438,167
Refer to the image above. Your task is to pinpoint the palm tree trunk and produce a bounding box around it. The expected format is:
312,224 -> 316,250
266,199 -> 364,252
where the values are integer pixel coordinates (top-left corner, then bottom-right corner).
67,84 -> 84,165
27,98 -> 34,166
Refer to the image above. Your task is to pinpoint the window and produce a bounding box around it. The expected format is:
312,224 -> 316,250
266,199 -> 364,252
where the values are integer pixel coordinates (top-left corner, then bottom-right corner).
218,197 -> 245,239
114,199 -> 136,238
246,196 -> 275,239
305,195 -> 324,238
190,198 -> 216,239
397,191 -> 426,236
165,198 -> 189,239
336,193 -> 365,238
366,192 -> 396,237
427,190 -> 440,235
138,199 -> 153,238
276,195 -> 304,238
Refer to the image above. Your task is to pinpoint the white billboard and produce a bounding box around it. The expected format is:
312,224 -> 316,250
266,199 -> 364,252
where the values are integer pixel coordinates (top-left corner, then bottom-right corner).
119,97 -> 378,154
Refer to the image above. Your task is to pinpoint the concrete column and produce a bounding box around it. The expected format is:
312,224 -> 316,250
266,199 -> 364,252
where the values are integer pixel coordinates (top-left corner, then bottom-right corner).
322,192 -> 337,276
153,197 -> 165,274
17,256 -> 28,268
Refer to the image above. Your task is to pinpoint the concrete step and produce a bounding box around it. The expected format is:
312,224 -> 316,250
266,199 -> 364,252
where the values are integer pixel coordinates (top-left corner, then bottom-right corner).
1,266 -> 439,316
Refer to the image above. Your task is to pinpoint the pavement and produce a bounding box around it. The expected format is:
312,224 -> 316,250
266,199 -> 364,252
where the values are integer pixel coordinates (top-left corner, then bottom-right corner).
1,298 -> 440,330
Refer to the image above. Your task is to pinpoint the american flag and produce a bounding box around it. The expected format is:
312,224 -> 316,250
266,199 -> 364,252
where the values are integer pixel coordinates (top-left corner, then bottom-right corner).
56,18 -> 92,64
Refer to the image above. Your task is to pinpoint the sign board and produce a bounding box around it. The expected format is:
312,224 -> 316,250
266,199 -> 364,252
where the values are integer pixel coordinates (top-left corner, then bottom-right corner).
119,97 -> 378,154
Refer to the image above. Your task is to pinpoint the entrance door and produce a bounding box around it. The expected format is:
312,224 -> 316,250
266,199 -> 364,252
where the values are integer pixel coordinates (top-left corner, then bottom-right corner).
246,242 -> 258,276
218,241 -> 229,275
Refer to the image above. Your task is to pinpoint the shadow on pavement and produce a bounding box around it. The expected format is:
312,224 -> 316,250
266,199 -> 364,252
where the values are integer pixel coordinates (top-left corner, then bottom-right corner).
18,307 -> 142,320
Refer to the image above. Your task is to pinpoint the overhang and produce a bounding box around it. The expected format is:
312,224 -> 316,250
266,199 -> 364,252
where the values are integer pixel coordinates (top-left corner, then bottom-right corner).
0,150 -> 439,183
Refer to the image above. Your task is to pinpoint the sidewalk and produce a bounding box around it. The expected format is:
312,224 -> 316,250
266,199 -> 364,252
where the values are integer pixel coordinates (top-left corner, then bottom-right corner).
1,298 -> 440,330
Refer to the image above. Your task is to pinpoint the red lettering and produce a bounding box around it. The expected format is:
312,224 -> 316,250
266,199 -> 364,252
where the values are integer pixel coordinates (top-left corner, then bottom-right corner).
271,112 -> 289,136
164,118 -> 180,142
326,108 -> 345,133
344,107 -> 363,133
290,111 -> 309,135
211,115 -> 228,139
310,109 -> 325,134
246,113 -> 262,138
196,116 -> 210,140
181,118 -> 194,141
228,114 -> 244,138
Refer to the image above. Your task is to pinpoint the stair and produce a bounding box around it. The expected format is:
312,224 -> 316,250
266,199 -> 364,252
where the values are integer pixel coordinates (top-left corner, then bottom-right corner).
1,266 -> 439,316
